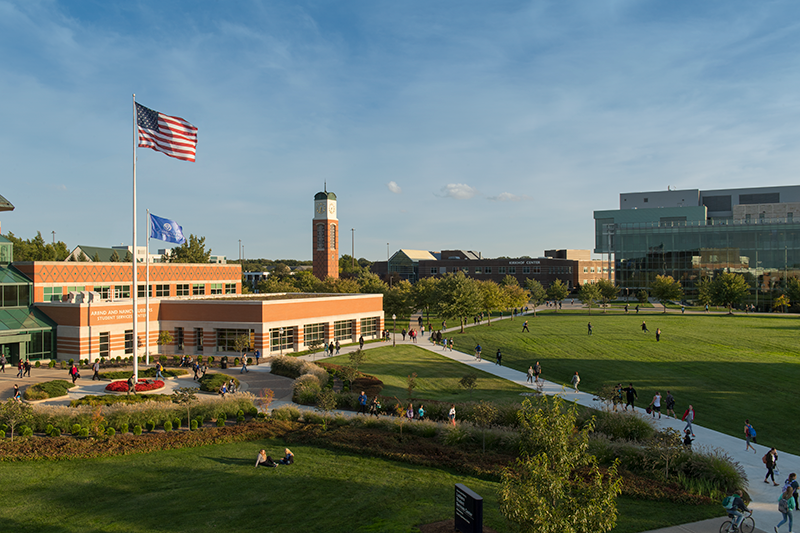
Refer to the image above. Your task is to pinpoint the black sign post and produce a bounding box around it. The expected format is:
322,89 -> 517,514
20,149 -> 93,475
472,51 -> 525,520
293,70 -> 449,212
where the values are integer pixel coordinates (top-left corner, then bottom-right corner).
455,483 -> 483,533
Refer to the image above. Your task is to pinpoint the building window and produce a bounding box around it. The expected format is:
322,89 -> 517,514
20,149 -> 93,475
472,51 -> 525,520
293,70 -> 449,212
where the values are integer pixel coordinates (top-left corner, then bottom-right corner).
24,330 -> 52,361
440,267 -> 447,274
316,224 -> 324,250
508,266 -> 516,274
430,268 -> 438,275
176,284 -> 190,296
44,287 -> 63,302
124,330 -> 133,355
569,267 -> 573,273
499,267 -> 506,274
155,284 -> 170,297
475,267 -> 482,274
192,284 -> 206,296
114,285 -> 130,299
789,213 -> 794,223
485,266 -> 492,274
522,266 -> 530,274
270,327 -> 294,352
195,328 -> 203,352
174,327 -> 184,352
216,328 -> 253,353
95,286 -> 111,299
330,224 -> 337,249
360,317 -> 378,338
305,323 -> 326,345
225,283 -> 236,294
334,319 -> 353,341
99,332 -> 110,359
461,267 -> 469,273
583,267 -> 588,273
137,285 -> 152,298
210,283 -> 223,295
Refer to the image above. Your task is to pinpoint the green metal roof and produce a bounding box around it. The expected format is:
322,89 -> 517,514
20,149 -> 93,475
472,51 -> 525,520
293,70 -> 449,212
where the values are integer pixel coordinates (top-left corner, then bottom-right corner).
71,245 -> 118,262
0,266 -> 31,285
314,191 -> 337,201
0,194 -> 14,212
0,307 -> 54,332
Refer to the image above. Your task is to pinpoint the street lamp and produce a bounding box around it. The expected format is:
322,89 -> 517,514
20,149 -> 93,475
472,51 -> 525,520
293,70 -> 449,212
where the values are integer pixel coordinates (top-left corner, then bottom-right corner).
238,239 -> 241,261
392,314 -> 396,347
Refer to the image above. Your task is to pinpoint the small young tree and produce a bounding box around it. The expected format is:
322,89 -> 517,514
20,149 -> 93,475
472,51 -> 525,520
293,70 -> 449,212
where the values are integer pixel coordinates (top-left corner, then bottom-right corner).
650,275 -> 683,313
473,400 -> 498,453
578,283 -> 601,314
306,338 -> 324,359
636,289 -> 649,304
459,374 -> 477,396
256,388 -> 275,413
526,279 -> 547,316
157,330 -> 174,355
774,294 -> 790,313
710,272 -> 750,314
233,333 -> 251,355
646,428 -> 683,479
316,388 -> 338,431
171,387 -> 199,426
596,279 -> 619,313
406,372 -> 418,398
349,349 -> 367,373
546,279 -> 569,312
0,399 -> 34,442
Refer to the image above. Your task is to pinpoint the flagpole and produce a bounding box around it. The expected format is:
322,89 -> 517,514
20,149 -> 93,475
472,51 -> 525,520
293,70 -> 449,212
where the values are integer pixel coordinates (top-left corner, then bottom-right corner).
146,209 -> 151,366
132,94 -> 139,382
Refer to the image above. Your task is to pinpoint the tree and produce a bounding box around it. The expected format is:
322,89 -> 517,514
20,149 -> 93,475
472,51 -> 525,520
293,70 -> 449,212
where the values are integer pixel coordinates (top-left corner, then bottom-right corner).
4,231 -> 69,261
526,279 -> 547,316
258,277 -> 300,294
503,283 -> 530,318
636,290 -> 649,304
157,330 -> 174,354
319,276 -> 360,294
546,279 -> 569,312
650,275 -> 682,313
0,399 -> 33,442
316,388 -> 338,431
78,251 -> 89,262
473,400 -> 498,453
786,278 -> 800,312
596,279 -> 619,313
167,234 -> 211,263
578,283 -> 601,314
92,252 -> 101,262
109,250 -> 120,262
499,396 -> 622,533
434,272 -> 482,332
500,275 -> 519,287
171,387 -> 198,426
411,277 -> 439,328
459,374 -> 477,396
348,348 -> 367,374
479,280 -> 503,325
773,294 -> 790,313
357,271 -> 388,294
124,250 -> 133,262
233,333 -> 251,354
291,271 -> 322,292
696,277 -> 713,307
339,254 -> 364,278
384,280 -> 415,319
270,263 -> 292,281
709,272 -> 749,314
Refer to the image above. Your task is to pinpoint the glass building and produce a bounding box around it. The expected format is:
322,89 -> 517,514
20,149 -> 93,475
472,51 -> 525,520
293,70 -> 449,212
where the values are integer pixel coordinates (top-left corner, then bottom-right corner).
594,186 -> 800,307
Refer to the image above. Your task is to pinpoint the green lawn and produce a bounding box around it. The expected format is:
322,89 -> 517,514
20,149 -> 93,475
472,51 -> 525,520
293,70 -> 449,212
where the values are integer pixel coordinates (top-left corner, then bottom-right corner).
445,310 -> 800,453
328,345 -> 532,403
0,436 -> 719,533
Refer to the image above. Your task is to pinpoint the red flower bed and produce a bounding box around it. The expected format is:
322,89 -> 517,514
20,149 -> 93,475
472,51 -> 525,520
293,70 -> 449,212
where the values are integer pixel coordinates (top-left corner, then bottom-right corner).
106,379 -> 165,393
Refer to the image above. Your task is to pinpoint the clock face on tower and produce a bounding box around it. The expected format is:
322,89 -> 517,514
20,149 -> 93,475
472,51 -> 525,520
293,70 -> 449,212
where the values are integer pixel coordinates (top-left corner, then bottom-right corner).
316,203 -> 325,215
329,204 -> 336,215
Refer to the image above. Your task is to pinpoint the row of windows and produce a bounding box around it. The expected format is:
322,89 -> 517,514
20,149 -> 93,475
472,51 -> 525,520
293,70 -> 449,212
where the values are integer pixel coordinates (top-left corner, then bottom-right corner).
1,284 -> 31,307
426,265 -> 575,276
583,266 -> 615,273
43,283 -> 236,301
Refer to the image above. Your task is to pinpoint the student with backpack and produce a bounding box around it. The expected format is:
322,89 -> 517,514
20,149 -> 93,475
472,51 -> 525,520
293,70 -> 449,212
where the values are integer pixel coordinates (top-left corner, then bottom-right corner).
765,448 -> 780,486
784,473 -> 800,510
744,420 -> 757,453
776,487 -> 796,533
722,490 -> 750,531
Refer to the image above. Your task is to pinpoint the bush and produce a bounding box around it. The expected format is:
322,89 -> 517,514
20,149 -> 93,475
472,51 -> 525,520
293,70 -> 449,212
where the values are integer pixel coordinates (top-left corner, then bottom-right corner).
207,356 -> 214,365
120,423 -> 129,434
146,420 -> 156,432
582,409 -> 656,441
24,380 -> 76,401
163,420 -> 173,432
198,373 -> 239,393
303,412 -> 325,424
99,368 -> 188,380
106,427 -> 116,437
173,418 -> 181,430
51,427 -> 61,437
133,425 -> 142,435
48,361 -> 55,368
271,406 -> 302,421
45,424 -> 54,435
70,394 -> 173,407
35,361 -> 41,368
79,428 -> 90,437
190,419 -> 198,431
271,356 -> 329,387
71,424 -> 82,436
293,374 -> 321,404
216,417 -> 225,427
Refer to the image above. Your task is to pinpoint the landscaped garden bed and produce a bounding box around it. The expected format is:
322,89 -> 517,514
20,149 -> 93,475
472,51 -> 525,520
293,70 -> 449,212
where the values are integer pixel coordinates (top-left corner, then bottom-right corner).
105,379 -> 165,393
22,380 -> 76,401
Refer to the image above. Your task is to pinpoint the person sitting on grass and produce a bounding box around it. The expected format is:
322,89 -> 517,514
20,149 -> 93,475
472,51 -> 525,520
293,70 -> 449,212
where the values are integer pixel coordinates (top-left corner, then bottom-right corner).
219,383 -> 228,397
255,449 -> 277,468
278,448 -> 294,465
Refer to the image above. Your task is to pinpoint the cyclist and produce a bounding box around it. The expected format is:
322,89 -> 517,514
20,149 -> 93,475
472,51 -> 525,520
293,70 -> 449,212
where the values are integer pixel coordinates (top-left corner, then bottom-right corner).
723,490 -> 751,530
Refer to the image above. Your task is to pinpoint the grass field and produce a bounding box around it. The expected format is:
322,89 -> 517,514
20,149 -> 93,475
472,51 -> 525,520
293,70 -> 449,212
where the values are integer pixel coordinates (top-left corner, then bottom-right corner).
434,309 -> 800,454
329,345 -> 532,403
0,436 -> 720,533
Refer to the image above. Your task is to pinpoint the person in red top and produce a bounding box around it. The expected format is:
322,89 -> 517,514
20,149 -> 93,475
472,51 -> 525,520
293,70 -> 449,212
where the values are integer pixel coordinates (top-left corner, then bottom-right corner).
682,405 -> 695,436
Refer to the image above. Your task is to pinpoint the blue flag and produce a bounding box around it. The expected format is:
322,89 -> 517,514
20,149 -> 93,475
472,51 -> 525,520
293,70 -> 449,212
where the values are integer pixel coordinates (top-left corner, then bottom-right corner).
150,214 -> 186,244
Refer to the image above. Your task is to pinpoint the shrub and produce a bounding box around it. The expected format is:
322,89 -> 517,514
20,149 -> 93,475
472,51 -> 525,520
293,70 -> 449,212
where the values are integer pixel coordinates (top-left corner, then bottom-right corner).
146,420 -> 156,432
163,420 -> 173,432
207,356 -> 215,365
48,361 -> 55,368
190,419 -> 198,431
216,417 -> 225,427
234,357 -> 240,366
24,380 -> 76,401
71,424 -> 82,435
303,412 -> 325,424
133,425 -> 142,435
293,375 -> 321,405
45,423 -> 54,435
271,406 -> 301,421
271,356 -> 329,387
99,368 -> 187,380
196,356 -> 203,364
583,410 -> 656,441
34,361 -> 41,368
237,415 -> 245,424
79,428 -> 90,437
70,394 -> 173,407
173,418 -> 181,430
120,423 -> 129,434
106,427 -> 115,437
51,427 -> 61,437
198,373 -> 239,393
68,358 -> 74,366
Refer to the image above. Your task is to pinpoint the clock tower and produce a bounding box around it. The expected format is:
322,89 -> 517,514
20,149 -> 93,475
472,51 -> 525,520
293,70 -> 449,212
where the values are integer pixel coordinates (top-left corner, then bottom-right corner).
313,189 -> 339,280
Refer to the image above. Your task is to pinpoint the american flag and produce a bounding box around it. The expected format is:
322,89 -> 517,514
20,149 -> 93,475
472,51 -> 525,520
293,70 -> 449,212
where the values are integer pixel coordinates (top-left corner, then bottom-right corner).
136,102 -> 197,162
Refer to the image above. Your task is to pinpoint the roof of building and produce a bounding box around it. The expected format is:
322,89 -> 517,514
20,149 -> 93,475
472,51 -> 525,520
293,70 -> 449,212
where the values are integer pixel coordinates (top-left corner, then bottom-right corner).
0,194 -> 14,212
0,307 -> 55,332
0,266 -> 32,285
68,246 -> 120,262
314,191 -> 337,201
395,249 -> 438,261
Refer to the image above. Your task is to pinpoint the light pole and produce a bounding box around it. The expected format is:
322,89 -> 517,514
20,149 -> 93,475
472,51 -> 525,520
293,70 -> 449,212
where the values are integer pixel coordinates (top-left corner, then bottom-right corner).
351,228 -> 355,269
51,231 -> 56,245
238,239 -> 241,261
392,314 -> 396,347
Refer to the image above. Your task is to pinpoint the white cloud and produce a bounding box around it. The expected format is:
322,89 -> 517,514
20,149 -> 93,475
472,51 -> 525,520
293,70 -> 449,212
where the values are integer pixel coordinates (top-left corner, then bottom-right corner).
488,192 -> 531,202
440,183 -> 478,200
387,181 -> 402,194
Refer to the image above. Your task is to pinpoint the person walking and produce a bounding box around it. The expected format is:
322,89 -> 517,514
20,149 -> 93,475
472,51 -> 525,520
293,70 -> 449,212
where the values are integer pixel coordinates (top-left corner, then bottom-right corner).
635,304 -> 639,314
335,340 -> 340,355
401,328 -> 407,341
126,374 -> 137,396
475,344 -> 482,361
522,320 -> 529,332
324,342 -> 329,356
16,360 -> 23,378
641,321 -> 649,333
329,341 -> 335,356
587,322 -> 593,336
744,420 -> 757,453
533,361 -> 541,383
775,487 -> 796,533
240,354 -> 249,373
254,349 -> 260,365
23,360 -> 31,378
625,383 -> 638,411
359,335 -> 364,349
665,390 -> 676,417
765,448 -> 780,486
448,338 -> 454,352
650,392 -> 662,419
526,366 -> 534,384
656,328 -> 661,342
682,405 -> 695,436
0,353 -> 5,373
449,404 -> 456,426
92,360 -> 100,381
155,361 -> 163,380
783,473 -> 800,510
571,371 -> 580,392
358,391 -> 368,415
624,303 -> 629,313
193,361 -> 200,381
495,349 -> 502,366
368,396 -> 381,418
418,404 -> 425,421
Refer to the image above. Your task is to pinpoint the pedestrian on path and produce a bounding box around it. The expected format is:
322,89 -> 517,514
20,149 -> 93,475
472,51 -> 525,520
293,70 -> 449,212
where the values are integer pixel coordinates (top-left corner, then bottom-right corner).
783,473 -> 799,509
23,360 -> 31,378
775,487 -> 795,533
126,374 -> 137,396
665,391 -> 676,417
335,340 -> 340,355
155,362 -> 163,380
522,320 -> 529,332
240,354 -> 249,373
92,360 -> 100,381
765,448 -> 780,486
526,366 -> 534,383
495,349 -> 502,366
17,361 -> 23,378
449,404 -> 456,426
324,343 -> 329,356
624,303 -> 629,313
359,335 -> 364,349
587,322 -> 593,335
533,362 -> 541,383
656,328 -> 661,341
682,405 -> 695,436
571,371 -> 580,392
0,353 -> 6,373
475,344 -> 482,361
358,391 -> 368,415
625,383 -> 638,411
745,420 -> 757,453
650,392 -> 662,419
255,349 -> 260,365
448,338 -> 454,352
401,328 -> 406,341
418,404 -> 425,421
329,341 -> 335,355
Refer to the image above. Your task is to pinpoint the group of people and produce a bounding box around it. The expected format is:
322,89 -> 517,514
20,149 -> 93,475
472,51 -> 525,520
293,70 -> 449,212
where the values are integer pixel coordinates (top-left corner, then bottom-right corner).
355,391 -> 455,426
323,341 -> 341,356
219,378 -> 237,397
255,448 -> 294,468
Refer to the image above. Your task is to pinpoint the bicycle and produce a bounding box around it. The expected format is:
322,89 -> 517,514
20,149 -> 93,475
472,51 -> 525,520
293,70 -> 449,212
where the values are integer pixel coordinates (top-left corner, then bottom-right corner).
719,511 -> 754,533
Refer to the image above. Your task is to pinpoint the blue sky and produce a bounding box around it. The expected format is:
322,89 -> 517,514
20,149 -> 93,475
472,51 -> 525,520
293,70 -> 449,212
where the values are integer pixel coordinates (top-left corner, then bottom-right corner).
3,1 -> 800,262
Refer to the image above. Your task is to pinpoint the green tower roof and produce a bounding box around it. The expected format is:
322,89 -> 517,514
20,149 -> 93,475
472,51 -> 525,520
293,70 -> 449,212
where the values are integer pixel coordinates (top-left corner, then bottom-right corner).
315,191 -> 337,201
